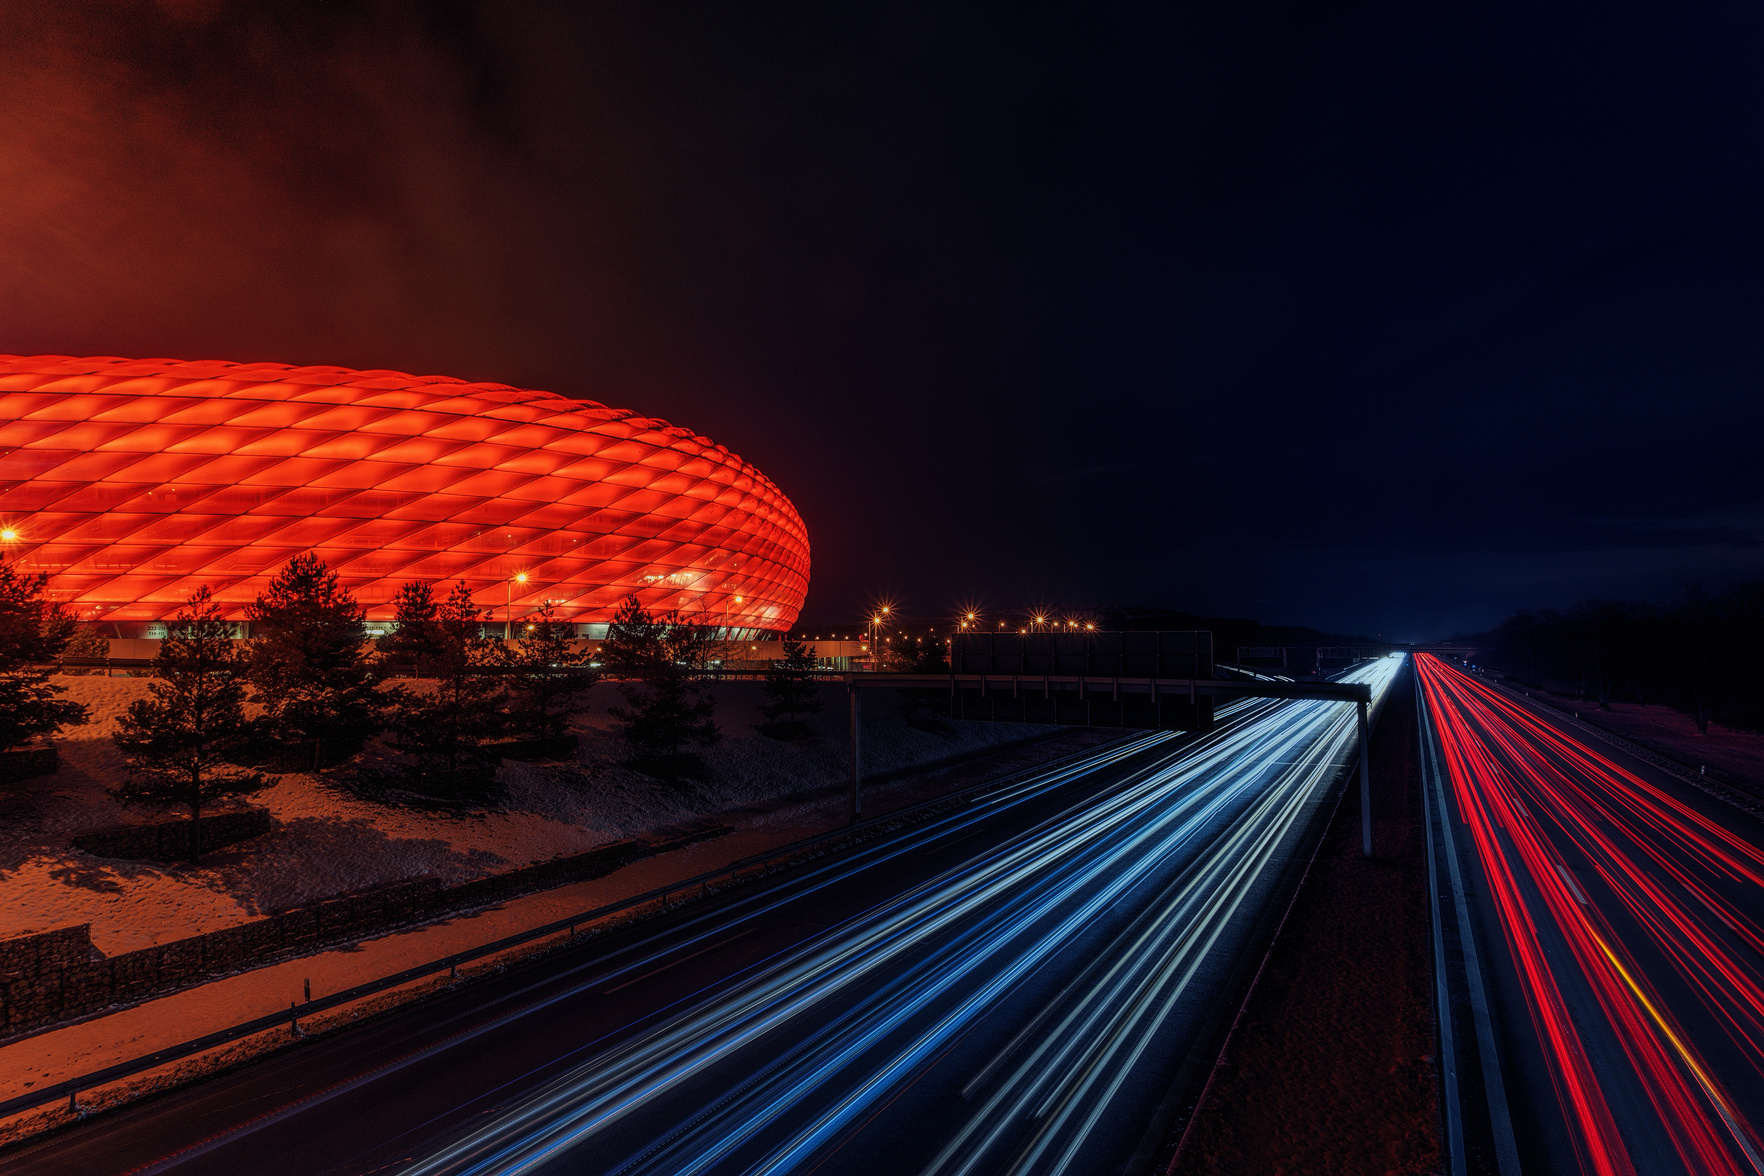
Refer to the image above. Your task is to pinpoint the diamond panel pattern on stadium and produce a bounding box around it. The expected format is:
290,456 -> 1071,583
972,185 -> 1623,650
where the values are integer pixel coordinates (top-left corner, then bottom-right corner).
0,356 -> 810,631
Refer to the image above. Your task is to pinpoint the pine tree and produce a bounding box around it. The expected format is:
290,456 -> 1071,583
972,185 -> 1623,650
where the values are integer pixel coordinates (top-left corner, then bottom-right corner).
598,594 -> 668,679
0,554 -> 89,750
378,581 -> 448,676
246,553 -> 381,769
603,596 -> 719,779
53,621 -> 110,676
758,636 -> 823,739
384,582 -> 508,797
500,601 -> 597,740
112,587 -> 268,864
64,625 -> 107,658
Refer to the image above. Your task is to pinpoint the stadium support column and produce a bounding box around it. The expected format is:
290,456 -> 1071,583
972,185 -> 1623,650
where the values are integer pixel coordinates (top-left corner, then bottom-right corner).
1359,697 -> 1372,857
849,680 -> 862,825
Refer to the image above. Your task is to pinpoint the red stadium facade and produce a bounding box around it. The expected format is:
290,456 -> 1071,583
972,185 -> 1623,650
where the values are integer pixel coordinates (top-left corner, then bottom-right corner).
0,356 -> 809,637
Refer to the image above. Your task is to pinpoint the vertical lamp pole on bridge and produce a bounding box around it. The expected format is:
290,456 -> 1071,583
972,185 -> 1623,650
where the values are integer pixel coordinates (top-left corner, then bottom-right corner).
1358,697 -> 1372,857
849,680 -> 862,825
506,571 -> 527,640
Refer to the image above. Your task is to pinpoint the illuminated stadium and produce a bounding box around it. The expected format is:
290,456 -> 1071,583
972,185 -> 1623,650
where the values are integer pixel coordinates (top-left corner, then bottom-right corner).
0,356 -> 809,638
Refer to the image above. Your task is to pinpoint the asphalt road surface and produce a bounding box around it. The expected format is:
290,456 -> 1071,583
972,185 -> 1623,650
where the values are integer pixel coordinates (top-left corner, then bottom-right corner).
1417,654 -> 1764,1176
8,657 -> 1398,1176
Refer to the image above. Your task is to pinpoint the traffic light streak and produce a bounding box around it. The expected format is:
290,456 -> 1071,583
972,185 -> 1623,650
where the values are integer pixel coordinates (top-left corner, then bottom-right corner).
1417,654 -> 1764,1176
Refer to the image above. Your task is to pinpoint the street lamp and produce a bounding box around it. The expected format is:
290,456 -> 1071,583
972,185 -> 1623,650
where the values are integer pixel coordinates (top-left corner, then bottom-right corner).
869,606 -> 891,667
507,572 -> 527,639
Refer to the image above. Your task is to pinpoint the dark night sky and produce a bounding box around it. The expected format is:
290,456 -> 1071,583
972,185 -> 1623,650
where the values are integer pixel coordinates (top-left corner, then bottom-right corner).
5,2 -> 1763,641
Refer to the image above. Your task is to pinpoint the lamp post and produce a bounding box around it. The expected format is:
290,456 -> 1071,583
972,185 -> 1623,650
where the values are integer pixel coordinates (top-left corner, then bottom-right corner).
507,572 -> 527,639
869,605 -> 891,670
956,612 -> 977,671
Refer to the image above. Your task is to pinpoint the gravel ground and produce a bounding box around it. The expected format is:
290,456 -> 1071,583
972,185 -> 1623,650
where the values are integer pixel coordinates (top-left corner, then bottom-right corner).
1169,669 -> 1439,1176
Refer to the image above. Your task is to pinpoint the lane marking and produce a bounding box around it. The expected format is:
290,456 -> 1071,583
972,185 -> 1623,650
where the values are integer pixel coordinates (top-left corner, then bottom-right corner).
1418,667 -> 1524,1176
1419,680 -> 1467,1176
1589,930 -> 1764,1174
604,931 -> 758,994
1554,863 -> 1590,906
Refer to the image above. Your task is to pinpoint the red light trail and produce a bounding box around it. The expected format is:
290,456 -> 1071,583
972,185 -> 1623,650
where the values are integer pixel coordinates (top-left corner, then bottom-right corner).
1417,653 -> 1764,1176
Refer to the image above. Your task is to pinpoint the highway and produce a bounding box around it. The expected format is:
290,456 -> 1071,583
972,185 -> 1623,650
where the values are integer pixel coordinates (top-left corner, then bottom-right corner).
1416,654 -> 1764,1176
7,656 -> 1398,1176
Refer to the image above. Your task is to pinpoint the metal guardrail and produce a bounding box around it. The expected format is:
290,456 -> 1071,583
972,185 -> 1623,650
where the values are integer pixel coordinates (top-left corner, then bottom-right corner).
843,671 -> 1370,703
1490,679 -> 1764,822
0,730 -> 1151,1122
1415,662 -> 1524,1175
47,659 -> 1373,701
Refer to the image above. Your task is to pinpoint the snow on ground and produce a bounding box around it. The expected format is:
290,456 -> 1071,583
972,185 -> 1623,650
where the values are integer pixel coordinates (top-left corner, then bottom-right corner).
0,676 -> 1060,954
0,721 -> 1123,1135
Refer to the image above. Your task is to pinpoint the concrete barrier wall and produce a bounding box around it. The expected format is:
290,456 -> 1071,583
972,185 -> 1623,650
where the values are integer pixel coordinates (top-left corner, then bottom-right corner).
102,638 -> 164,660
0,822 -> 729,1038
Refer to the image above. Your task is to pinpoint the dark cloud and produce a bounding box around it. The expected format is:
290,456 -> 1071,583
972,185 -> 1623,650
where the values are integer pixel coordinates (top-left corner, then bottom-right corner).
5,1 -> 1763,638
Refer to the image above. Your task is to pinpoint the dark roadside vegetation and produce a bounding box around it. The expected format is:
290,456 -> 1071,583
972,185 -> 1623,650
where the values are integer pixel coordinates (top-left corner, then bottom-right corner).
1167,665 -> 1439,1176
1477,580 -> 1764,734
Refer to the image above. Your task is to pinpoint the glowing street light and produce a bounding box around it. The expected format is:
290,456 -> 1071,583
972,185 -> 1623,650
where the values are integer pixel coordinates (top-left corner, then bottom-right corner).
868,605 -> 893,665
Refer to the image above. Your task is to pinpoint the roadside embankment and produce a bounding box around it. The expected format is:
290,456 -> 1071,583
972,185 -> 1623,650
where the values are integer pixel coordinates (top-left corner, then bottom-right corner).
1518,684 -> 1764,796
0,721 -> 1120,1149
1,678 -> 1064,955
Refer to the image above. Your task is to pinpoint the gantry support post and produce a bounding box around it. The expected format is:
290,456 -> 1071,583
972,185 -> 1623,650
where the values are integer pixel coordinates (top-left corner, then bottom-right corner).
1358,697 -> 1372,857
849,680 -> 862,825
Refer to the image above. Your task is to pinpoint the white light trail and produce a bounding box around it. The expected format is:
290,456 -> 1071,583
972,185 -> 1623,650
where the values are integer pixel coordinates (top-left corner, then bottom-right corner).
402,658 -> 1401,1176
